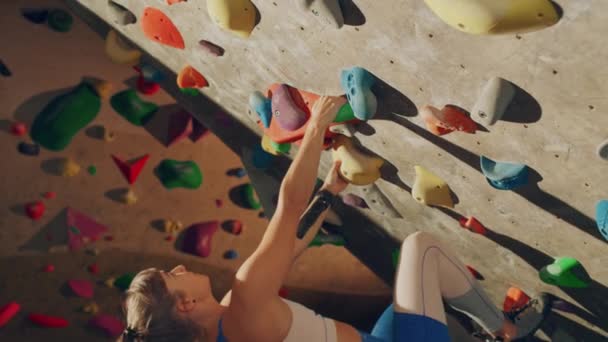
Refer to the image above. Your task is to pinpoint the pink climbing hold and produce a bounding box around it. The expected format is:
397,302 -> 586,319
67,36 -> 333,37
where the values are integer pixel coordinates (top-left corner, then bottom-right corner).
28,313 -> 69,328
190,118 -> 209,142
25,201 -> 45,220
89,314 -> 125,338
42,264 -> 55,272
0,302 -> 21,327
458,216 -> 487,236
182,221 -> 219,258
10,122 -> 27,136
271,84 -> 308,131
111,154 -> 150,185
68,279 -> 94,298
66,207 -> 109,251
167,109 -> 193,146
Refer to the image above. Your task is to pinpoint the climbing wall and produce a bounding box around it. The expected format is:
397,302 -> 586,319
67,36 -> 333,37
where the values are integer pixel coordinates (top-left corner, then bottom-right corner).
64,0 -> 607,340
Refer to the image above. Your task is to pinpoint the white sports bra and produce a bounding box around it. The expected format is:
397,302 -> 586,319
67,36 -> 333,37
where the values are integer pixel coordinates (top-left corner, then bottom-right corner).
282,298 -> 338,342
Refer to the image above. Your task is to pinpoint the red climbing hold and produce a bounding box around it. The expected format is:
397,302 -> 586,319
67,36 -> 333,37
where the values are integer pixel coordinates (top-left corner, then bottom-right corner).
222,220 -> 243,235
215,199 -> 223,208
28,313 -> 69,328
133,66 -> 160,95
278,287 -> 289,298
465,265 -> 484,280
43,191 -> 56,199
0,302 -> 20,327
167,110 -> 193,146
459,216 -> 487,236
111,154 -> 150,185
503,287 -> 530,313
66,207 -> 109,251
25,201 -> 45,220
68,279 -> 94,298
89,314 -> 125,338
10,122 -> 27,136
182,221 -> 219,258
104,235 -> 114,241
141,7 -> 185,49
88,263 -> 99,274
42,264 -> 55,272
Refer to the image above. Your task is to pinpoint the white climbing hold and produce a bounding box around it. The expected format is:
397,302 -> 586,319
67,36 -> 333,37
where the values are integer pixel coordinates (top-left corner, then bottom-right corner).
296,0 -> 344,29
471,77 -> 516,126
597,139 -> 608,161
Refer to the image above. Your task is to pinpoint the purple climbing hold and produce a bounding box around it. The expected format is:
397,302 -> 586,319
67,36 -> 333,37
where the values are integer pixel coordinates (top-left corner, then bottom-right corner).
223,249 -> 238,259
182,221 -> 219,258
190,119 -> 209,142
198,40 -> 225,57
17,142 -> 40,156
21,8 -> 49,24
341,193 -> 368,208
167,110 -> 193,147
271,84 -> 307,131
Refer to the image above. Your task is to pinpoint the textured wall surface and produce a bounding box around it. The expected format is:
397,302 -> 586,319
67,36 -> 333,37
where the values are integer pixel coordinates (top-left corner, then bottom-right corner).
68,0 -> 607,339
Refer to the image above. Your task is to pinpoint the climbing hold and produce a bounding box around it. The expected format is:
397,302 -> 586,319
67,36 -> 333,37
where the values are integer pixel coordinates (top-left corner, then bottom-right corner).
180,88 -> 199,96
223,249 -> 239,259
100,126 -> 116,142
113,273 -> 136,291
66,207 -> 109,251
341,193 -> 368,208
28,313 -> 69,328
10,122 -> 27,136
87,165 -> 97,175
271,84 -> 308,131
107,1 -> 136,25
296,0 -> 344,29
340,67 -> 377,121
596,200 -> 608,241
412,166 -> 453,208
104,277 -> 116,288
423,0 -> 559,35
458,216 -> 487,235
121,188 -> 138,205
420,105 -> 477,135
598,139 -> 608,161
89,314 -> 125,338
31,80 -> 104,151
331,135 -> 384,185
88,263 -> 99,274
105,30 -> 142,65
261,135 -> 280,156
163,220 -> 184,235
87,247 -> 101,256
465,265 -> 484,280
199,40 -> 225,56
207,0 -> 257,38
0,59 -> 11,77
137,63 -> 164,83
221,220 -> 243,235
168,110 -> 193,147
68,279 -> 94,298
21,8 -> 49,24
82,302 -> 99,315
190,119 -> 209,142
25,201 -> 46,220
17,142 -> 40,156
271,140 -> 292,154
47,9 -> 73,32
0,302 -> 20,327
252,144 -> 274,169
278,287 -> 289,298
471,77 -> 516,126
226,167 -> 247,178
43,191 -> 56,199
182,221 -> 219,258
112,154 -> 150,185
480,156 -> 528,190
141,7 -> 185,49
215,199 -> 223,208
241,183 -> 262,210
59,158 -> 81,177
177,65 -> 209,89
42,264 -> 55,272
155,159 -> 203,189
309,233 -> 346,247
133,66 -> 160,95
167,0 -> 187,5
250,91 -> 272,128
539,257 -> 591,288
503,287 -> 530,313
111,89 -> 158,126
329,123 -> 355,137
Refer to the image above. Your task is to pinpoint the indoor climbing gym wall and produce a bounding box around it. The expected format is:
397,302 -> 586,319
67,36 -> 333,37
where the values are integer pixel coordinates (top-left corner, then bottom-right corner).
1,0 -> 607,341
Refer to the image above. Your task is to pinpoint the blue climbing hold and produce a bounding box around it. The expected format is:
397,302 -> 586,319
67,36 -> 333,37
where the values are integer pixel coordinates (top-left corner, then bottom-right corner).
480,156 -> 528,190
249,91 -> 272,128
340,67 -> 377,121
139,63 -> 165,82
252,144 -> 274,170
223,249 -> 239,260
596,200 -> 608,241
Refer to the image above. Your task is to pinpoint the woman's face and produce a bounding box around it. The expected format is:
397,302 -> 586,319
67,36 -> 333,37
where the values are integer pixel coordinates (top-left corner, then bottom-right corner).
162,264 -> 212,302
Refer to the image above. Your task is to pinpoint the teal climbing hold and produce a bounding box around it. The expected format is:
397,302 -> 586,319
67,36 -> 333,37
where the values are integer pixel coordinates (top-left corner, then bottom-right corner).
249,91 -> 272,128
30,81 -> 102,151
340,67 -> 377,121
110,89 -> 158,126
241,184 -> 262,210
47,9 -> 73,32
539,257 -> 591,288
252,144 -> 274,169
596,200 -> 608,241
155,159 -> 203,189
480,156 -> 528,190
113,273 -> 136,291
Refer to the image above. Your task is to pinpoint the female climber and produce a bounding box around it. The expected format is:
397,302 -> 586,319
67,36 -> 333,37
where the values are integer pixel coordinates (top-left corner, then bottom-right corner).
119,96 -> 551,342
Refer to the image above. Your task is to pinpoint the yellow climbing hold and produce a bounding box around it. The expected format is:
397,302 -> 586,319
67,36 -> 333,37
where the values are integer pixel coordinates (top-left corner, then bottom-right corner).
121,188 -> 138,205
163,219 -> 184,235
82,302 -> 99,315
61,158 -> 81,177
261,135 -> 280,156
412,166 -> 453,208
104,30 -> 142,66
424,0 -> 559,35
331,135 -> 384,186
104,276 -> 116,288
207,0 -> 256,38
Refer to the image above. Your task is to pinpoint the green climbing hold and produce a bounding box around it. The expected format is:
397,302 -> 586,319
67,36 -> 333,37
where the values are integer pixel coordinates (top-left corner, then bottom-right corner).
110,89 -> 158,126
113,273 -> 136,291
30,81 -> 102,151
242,184 -> 262,210
48,9 -> 73,32
392,248 -> 400,269
334,103 -> 356,123
180,88 -> 199,96
539,257 -> 591,288
270,140 -> 291,154
155,159 -> 203,189
309,233 -> 345,247
87,165 -> 97,175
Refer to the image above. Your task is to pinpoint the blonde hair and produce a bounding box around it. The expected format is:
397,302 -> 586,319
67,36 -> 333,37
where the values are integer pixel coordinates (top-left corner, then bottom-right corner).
118,268 -> 206,342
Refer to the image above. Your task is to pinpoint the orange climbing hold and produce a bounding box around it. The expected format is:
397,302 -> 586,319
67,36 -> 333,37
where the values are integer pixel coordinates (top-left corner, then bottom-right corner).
167,0 -> 186,4
177,65 -> 209,89
503,287 -> 530,312
458,216 -> 487,235
421,105 -> 477,136
141,7 -> 185,49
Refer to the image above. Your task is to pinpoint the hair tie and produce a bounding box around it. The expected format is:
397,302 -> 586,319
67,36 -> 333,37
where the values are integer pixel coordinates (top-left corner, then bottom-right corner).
124,327 -> 145,339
